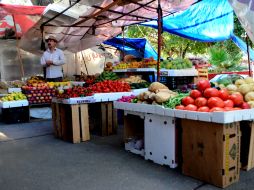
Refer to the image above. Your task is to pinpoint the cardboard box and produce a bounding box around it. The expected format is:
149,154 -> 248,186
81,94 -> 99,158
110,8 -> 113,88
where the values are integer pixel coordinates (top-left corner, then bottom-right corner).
181,119 -> 240,188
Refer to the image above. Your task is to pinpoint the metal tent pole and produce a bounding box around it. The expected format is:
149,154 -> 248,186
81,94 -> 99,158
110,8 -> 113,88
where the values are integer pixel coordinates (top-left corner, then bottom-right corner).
12,14 -> 25,79
246,33 -> 252,77
122,26 -> 125,61
157,0 -> 163,82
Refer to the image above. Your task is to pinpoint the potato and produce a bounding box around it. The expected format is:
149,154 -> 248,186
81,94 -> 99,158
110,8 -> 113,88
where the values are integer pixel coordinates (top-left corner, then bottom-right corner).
148,82 -> 168,93
154,92 -> 172,103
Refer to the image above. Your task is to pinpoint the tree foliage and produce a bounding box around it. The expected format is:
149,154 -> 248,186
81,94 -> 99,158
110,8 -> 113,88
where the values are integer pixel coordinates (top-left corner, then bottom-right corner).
126,25 -> 210,59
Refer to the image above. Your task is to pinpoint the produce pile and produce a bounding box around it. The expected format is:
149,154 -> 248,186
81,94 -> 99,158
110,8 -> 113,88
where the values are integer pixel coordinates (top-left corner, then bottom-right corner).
56,80 -> 131,99
27,76 -> 45,84
56,86 -> 92,99
161,58 -> 193,70
171,79 -> 251,111
22,82 -> 56,104
0,80 -> 26,94
95,71 -> 119,82
0,92 -> 27,102
87,80 -> 131,93
113,58 -> 157,70
222,77 -> 254,108
117,78 -> 254,112
117,82 -> 178,105
119,76 -> 149,89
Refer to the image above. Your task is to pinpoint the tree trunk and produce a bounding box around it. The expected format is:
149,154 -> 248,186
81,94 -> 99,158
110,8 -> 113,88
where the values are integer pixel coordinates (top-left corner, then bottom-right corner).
182,43 -> 190,59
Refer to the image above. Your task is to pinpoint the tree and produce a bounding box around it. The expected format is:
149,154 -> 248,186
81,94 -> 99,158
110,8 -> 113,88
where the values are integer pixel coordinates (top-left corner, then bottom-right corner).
126,25 -> 210,59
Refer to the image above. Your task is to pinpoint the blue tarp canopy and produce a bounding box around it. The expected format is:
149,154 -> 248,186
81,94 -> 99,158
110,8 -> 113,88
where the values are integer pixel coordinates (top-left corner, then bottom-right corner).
141,0 -> 254,60
103,37 -> 157,60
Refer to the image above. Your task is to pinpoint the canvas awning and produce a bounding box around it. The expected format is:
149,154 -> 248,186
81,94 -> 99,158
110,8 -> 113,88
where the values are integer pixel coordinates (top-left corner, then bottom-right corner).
0,3 -> 45,37
19,0 -> 195,54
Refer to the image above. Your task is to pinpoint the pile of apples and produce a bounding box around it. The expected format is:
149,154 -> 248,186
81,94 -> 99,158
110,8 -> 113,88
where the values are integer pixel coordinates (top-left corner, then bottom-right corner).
22,82 -> 56,104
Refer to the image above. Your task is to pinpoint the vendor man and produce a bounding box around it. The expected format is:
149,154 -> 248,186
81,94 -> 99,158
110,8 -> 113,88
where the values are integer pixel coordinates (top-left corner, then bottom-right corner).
40,35 -> 65,82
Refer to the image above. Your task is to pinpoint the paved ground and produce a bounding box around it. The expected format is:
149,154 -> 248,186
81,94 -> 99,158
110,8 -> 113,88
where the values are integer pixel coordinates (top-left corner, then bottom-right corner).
0,120 -> 254,190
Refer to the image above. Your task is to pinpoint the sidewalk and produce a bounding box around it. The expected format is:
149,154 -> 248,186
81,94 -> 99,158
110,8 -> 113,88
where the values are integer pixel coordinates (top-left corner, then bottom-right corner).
0,120 -> 254,190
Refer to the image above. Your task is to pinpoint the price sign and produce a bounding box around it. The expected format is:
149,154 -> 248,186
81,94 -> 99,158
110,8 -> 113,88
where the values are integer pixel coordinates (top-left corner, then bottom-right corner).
127,68 -> 137,72
160,71 -> 168,76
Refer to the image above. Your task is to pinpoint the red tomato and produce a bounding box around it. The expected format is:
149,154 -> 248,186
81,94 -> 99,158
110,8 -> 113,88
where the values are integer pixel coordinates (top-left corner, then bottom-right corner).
184,104 -> 197,111
181,96 -> 195,106
210,107 -> 225,112
203,88 -> 219,98
197,80 -> 211,91
241,102 -> 251,109
229,93 -> 244,106
224,100 -> 234,108
197,106 -> 210,112
218,89 -> 229,100
190,90 -> 202,99
175,105 -> 185,110
195,97 -> 207,107
224,107 -> 234,111
207,97 -> 225,108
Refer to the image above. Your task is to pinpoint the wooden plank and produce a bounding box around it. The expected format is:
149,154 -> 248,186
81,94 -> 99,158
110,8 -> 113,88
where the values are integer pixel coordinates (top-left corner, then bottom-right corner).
55,103 -> 61,137
248,123 -> 254,170
240,121 -> 254,171
60,104 -> 68,141
71,104 -> 81,143
107,102 -> 113,135
80,104 -> 90,141
51,103 -> 57,137
113,108 -> 118,134
101,103 -> 107,136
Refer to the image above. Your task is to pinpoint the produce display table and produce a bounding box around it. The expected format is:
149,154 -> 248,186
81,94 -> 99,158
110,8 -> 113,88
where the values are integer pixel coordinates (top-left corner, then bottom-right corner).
51,89 -> 147,143
114,101 -> 254,188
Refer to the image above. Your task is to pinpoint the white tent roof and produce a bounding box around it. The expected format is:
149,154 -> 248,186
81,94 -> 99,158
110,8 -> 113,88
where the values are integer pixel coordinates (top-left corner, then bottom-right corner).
19,0 -> 195,54
229,0 -> 254,44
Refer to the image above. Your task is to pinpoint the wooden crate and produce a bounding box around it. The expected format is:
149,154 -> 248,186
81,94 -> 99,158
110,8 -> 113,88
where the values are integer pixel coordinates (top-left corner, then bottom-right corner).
89,102 -> 118,136
51,103 -> 90,143
181,119 -> 240,188
240,121 -> 254,171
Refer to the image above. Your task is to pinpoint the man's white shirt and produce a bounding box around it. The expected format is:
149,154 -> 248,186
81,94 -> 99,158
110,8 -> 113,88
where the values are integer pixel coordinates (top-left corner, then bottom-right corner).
40,48 -> 65,78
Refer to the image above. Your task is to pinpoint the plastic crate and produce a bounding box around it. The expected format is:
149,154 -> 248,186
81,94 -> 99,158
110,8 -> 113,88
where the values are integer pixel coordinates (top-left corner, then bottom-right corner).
2,106 -> 30,124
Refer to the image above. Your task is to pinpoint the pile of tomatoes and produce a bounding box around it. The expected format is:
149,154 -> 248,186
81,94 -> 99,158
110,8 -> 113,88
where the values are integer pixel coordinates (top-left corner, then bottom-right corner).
176,80 -> 250,112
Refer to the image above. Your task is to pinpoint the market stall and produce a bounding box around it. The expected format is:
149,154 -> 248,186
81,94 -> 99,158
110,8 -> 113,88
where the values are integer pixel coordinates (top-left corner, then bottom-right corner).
113,78 -> 254,188
1,0 -> 254,189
